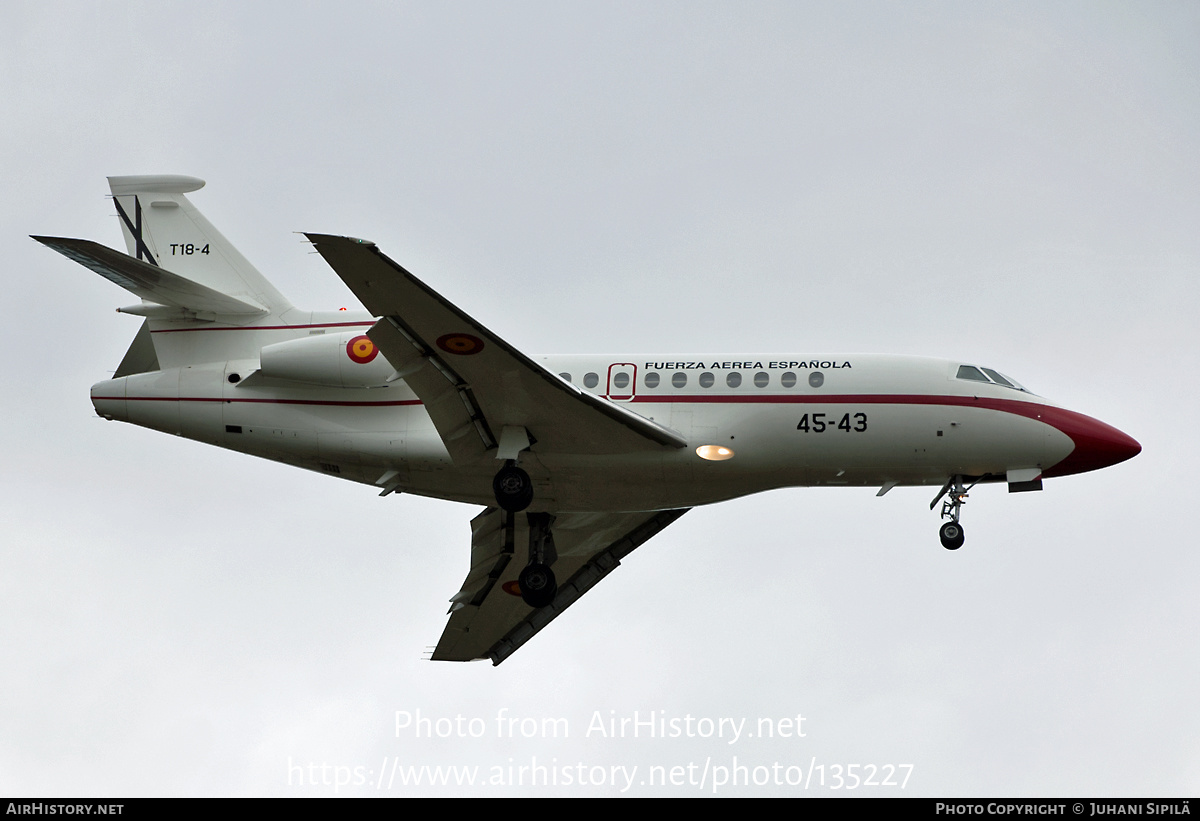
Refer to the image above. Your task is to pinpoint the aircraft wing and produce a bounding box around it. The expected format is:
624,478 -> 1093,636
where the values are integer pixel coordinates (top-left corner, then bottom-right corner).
305,234 -> 687,465
433,507 -> 689,664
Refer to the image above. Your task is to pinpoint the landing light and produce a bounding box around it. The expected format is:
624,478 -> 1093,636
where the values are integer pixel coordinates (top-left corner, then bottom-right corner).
696,445 -> 735,461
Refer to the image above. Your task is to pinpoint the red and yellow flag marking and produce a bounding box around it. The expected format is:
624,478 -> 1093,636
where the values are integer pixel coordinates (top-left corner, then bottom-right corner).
346,335 -> 379,364
436,333 -> 485,355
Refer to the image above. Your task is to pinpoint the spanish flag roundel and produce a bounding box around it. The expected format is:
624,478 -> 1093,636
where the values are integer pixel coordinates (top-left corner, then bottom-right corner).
436,333 -> 485,355
346,335 -> 379,364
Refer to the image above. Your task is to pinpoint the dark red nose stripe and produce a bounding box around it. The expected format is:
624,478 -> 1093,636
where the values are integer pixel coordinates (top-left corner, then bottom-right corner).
1035,406 -> 1141,477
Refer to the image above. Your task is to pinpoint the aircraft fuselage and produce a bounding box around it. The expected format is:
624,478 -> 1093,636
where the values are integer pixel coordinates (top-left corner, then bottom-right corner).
89,315 -> 1133,513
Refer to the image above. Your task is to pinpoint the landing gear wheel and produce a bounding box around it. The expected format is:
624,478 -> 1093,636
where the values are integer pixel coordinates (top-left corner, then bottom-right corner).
518,563 -> 557,608
939,521 -> 965,551
493,464 -> 533,512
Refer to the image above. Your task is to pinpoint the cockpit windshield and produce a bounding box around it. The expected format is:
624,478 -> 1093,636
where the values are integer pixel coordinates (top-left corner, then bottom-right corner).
955,364 -> 1030,393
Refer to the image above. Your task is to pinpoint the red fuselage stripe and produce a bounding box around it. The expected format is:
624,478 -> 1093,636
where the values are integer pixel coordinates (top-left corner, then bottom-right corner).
150,321 -> 374,334
93,396 -> 422,407
631,392 -> 1041,409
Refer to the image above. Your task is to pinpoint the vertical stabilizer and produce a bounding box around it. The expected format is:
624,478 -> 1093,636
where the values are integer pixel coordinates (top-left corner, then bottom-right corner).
107,175 -> 293,316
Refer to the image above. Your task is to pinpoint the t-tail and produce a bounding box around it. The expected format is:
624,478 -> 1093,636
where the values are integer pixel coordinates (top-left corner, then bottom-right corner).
106,175 -> 293,317
33,175 -> 306,372
35,175 -> 378,446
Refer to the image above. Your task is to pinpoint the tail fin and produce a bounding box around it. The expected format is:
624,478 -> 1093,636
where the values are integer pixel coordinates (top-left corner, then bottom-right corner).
36,176 -> 305,373
106,175 -> 293,316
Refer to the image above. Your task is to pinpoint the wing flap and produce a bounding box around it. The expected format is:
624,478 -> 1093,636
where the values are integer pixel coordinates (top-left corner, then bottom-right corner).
305,234 -> 686,464
432,507 -> 689,664
448,507 -> 515,608
367,316 -> 498,464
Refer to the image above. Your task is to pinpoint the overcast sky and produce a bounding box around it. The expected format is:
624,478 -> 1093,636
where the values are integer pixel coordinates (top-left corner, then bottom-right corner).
3,1 -> 1197,797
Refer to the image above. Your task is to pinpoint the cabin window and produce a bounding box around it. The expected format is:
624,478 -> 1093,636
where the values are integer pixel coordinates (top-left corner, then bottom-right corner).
726,372 -> 742,388
644,372 -> 660,388
754,371 -> 769,388
781,371 -> 797,388
559,372 -> 572,383
613,372 -> 630,389
672,372 -> 687,388
699,372 -> 715,388
809,372 -> 824,388
584,372 -> 599,388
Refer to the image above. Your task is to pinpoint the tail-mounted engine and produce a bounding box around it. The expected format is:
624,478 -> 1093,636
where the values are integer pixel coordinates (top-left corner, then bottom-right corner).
258,331 -> 393,388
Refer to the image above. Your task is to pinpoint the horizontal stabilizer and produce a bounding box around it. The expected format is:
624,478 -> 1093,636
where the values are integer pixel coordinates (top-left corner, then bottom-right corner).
33,235 -> 267,316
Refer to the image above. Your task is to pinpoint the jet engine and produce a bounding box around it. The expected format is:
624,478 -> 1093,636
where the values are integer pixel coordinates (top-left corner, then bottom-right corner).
258,331 -> 394,388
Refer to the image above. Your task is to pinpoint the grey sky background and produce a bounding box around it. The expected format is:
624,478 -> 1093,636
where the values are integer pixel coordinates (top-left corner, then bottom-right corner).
2,1 -> 1197,796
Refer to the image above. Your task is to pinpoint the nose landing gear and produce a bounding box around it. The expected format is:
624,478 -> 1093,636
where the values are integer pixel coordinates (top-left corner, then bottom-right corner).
931,475 -> 977,550
939,520 -> 965,550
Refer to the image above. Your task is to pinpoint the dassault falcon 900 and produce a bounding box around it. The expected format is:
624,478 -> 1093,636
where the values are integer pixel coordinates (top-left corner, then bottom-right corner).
35,175 -> 1141,665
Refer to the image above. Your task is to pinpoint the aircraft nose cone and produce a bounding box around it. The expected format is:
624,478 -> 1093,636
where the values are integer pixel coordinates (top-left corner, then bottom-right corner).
1042,409 -> 1141,478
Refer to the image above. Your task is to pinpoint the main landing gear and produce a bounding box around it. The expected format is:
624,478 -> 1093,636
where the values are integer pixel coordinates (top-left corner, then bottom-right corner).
491,456 -> 557,609
518,512 -> 558,609
493,460 -> 533,512
930,475 -> 979,550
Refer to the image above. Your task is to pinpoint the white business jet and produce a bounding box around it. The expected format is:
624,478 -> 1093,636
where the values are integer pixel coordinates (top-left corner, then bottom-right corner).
35,176 -> 1141,664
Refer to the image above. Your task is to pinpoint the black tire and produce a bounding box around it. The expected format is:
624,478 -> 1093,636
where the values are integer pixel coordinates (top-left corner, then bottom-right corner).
939,521 -> 965,550
493,465 -> 533,512
518,563 -> 557,608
